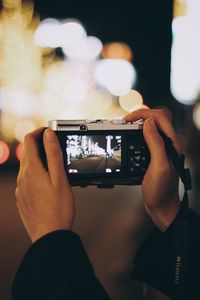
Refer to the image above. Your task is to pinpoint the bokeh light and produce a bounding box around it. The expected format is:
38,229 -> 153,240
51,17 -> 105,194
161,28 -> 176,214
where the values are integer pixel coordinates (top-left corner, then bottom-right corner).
193,102 -> 200,130
119,90 -> 143,112
0,141 -> 10,164
59,20 -> 87,48
15,142 -> 24,161
63,79 -> 89,103
34,18 -> 61,48
0,0 -> 140,166
2,0 -> 21,10
59,109 -> 85,120
171,0 -> 200,104
63,36 -> 102,59
94,59 -> 136,96
1,89 -> 39,117
102,42 -> 133,61
87,90 -> 113,112
14,120 -> 36,142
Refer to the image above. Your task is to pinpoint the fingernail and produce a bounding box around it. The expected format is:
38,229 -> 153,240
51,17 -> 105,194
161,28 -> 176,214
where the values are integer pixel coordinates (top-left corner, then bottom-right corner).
44,129 -> 55,142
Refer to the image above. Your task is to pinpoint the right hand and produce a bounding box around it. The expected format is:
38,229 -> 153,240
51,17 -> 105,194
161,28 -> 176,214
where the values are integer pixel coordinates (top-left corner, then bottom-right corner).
15,128 -> 75,243
125,108 -> 183,231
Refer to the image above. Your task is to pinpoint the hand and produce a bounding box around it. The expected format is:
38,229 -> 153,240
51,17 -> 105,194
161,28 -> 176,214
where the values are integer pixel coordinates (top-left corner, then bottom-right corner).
15,128 -> 75,243
125,108 -> 182,231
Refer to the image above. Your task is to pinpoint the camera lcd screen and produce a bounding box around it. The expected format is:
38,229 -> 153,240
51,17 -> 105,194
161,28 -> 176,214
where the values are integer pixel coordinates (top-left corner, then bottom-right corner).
65,135 -> 122,174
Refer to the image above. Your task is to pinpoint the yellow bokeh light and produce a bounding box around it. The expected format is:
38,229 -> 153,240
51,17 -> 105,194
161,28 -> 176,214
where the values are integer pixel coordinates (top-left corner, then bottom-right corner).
0,1 -> 136,144
119,90 -> 143,112
87,90 -> 113,112
193,102 -> 200,130
174,0 -> 187,17
2,0 -> 21,10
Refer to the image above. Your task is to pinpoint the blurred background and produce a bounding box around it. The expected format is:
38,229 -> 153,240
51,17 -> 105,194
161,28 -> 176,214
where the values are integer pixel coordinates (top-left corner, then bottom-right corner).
0,0 -> 200,299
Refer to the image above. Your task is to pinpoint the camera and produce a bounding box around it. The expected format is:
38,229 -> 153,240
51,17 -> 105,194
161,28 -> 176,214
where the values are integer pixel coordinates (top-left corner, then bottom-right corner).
49,119 -> 150,187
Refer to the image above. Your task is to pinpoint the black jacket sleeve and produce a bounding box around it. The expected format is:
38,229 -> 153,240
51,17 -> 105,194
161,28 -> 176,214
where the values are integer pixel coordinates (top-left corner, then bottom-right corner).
12,230 -> 110,300
12,208 -> 200,300
132,208 -> 200,299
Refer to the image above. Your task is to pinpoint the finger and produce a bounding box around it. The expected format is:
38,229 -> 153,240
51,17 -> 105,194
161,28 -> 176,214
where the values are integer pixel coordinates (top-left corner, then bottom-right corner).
43,128 -> 67,185
125,109 -> 174,137
23,128 -> 46,168
124,109 -> 181,153
143,118 -> 169,167
156,106 -> 173,122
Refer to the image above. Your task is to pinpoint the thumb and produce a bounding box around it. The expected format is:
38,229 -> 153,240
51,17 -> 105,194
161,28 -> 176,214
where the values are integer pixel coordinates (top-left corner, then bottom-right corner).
143,118 -> 168,167
43,128 -> 66,185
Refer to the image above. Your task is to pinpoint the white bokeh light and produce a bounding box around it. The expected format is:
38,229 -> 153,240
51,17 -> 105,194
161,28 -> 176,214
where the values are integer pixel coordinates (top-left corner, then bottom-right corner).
34,18 -> 61,48
187,0 -> 200,17
171,15 -> 200,104
59,20 -> 87,47
63,36 -> 103,59
1,89 -> 38,117
94,59 -> 136,96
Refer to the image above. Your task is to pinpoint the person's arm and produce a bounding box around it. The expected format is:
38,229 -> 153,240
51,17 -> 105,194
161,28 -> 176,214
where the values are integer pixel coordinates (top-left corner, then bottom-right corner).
12,128 -> 110,300
132,206 -> 200,299
125,108 -> 200,298
125,108 -> 181,232
12,230 -> 110,300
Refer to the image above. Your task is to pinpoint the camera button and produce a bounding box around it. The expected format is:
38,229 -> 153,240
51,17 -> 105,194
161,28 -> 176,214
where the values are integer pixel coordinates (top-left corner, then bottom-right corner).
135,156 -> 141,161
134,162 -> 140,167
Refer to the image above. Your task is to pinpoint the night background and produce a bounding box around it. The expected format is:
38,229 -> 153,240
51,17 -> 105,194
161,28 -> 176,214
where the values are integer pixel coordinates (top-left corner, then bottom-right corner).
0,0 -> 200,299
33,0 -> 173,107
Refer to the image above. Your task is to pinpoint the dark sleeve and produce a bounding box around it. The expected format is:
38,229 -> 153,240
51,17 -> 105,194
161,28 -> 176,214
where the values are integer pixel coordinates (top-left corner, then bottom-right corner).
12,230 -> 110,300
132,208 -> 200,299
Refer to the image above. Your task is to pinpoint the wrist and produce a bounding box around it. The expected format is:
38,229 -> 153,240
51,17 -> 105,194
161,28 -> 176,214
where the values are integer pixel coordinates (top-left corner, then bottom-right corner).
31,224 -> 73,243
146,196 -> 181,232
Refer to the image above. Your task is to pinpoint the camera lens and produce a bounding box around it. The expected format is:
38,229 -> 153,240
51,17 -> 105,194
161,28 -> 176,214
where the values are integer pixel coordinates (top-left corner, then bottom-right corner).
80,124 -> 86,131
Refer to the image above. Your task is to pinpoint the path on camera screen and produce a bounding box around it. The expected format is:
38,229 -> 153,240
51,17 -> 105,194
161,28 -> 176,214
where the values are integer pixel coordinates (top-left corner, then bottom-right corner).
69,156 -> 121,173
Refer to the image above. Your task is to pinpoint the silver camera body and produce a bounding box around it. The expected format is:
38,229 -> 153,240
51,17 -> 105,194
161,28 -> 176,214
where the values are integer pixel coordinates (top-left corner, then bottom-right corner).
49,119 -> 150,187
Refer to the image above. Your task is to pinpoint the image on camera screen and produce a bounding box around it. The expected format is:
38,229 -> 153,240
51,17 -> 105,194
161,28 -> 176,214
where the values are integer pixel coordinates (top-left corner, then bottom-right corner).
66,135 -> 121,174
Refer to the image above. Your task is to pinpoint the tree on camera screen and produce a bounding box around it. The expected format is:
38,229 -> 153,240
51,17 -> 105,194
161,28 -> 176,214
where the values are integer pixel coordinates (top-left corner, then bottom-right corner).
65,135 -> 121,174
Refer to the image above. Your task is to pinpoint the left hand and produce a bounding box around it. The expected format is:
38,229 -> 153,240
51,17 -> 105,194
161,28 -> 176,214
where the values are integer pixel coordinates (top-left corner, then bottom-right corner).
15,128 -> 75,243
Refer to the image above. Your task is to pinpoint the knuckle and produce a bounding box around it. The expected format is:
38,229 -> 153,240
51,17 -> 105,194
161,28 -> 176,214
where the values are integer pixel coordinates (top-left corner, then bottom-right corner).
48,146 -> 62,160
24,132 -> 32,144
158,108 -> 172,122
158,109 -> 168,119
154,135 -> 165,147
139,108 -> 148,115
16,173 -> 22,186
15,187 -> 20,200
